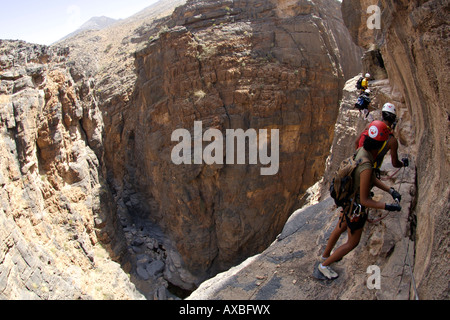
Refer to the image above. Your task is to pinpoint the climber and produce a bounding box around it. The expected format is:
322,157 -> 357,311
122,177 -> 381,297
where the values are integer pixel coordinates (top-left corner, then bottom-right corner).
354,89 -> 372,119
356,73 -> 371,93
355,102 -> 409,174
362,73 -> 370,91
318,120 -> 403,280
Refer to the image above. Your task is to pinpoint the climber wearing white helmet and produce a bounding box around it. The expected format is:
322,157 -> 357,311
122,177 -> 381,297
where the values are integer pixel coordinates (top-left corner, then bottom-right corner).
354,88 -> 372,119
361,73 -> 371,91
382,102 -> 397,125
356,73 -> 371,93
319,120 -> 403,280
355,102 -> 409,173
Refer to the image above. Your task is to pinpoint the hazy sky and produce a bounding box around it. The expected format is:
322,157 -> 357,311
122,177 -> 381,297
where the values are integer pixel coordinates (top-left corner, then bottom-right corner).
0,0 -> 159,45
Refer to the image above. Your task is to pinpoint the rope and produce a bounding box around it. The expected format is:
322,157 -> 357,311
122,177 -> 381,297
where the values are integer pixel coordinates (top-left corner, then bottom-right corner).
367,167 -> 403,224
380,167 -> 402,181
367,211 -> 391,224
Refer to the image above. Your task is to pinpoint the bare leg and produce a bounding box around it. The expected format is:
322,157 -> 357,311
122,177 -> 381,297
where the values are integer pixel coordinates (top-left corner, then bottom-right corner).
322,227 -> 363,266
322,213 -> 347,259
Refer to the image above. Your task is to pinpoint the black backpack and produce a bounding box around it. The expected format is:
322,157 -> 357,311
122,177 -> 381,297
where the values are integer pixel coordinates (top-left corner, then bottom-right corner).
356,77 -> 364,90
355,95 -> 370,110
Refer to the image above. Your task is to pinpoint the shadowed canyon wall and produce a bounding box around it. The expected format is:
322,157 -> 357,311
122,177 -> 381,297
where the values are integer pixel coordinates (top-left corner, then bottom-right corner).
342,0 -> 449,300
0,41 -> 142,299
186,0 -> 449,300
2,0 -> 447,300
101,0 -> 362,289
1,0 -> 369,299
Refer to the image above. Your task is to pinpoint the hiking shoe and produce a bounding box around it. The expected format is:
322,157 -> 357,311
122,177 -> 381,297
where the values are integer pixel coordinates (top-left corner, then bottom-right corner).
318,263 -> 339,280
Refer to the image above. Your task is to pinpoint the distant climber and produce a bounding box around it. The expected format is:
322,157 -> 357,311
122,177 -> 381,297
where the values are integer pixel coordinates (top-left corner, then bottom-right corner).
354,89 -> 372,119
356,73 -> 371,93
318,121 -> 403,280
355,103 -> 409,175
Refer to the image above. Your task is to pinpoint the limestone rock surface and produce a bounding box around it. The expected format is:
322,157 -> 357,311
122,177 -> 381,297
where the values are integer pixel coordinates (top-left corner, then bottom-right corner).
0,40 -> 142,299
342,0 -> 449,300
188,74 -> 418,300
100,0 -> 362,289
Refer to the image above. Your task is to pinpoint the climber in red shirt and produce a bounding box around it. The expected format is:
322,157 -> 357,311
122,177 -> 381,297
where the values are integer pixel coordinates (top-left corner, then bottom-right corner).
355,103 -> 408,172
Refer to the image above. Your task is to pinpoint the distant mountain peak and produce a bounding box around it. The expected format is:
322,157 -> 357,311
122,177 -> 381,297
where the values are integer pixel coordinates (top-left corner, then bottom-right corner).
79,16 -> 119,31
57,16 -> 118,43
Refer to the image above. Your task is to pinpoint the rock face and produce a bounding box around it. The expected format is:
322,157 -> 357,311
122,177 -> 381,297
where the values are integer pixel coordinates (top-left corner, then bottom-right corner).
0,0 -> 365,299
0,0 -> 190,300
2,0 -> 447,300
342,0 -> 449,300
188,74 -> 418,300
0,40 -> 143,299
189,0 -> 449,300
101,0 -> 362,289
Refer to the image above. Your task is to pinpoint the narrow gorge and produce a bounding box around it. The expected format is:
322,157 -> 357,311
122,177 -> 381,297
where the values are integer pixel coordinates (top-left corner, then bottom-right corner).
0,0 -> 448,300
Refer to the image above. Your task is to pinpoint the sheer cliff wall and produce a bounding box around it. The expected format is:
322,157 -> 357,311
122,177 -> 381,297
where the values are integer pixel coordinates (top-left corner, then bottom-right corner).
0,41 -> 142,299
342,0 -> 449,299
0,0 -> 363,298
101,0 -> 362,289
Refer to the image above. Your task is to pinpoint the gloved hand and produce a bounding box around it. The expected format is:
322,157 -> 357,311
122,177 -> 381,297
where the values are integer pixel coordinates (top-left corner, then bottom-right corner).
402,157 -> 409,167
385,203 -> 402,212
389,187 -> 402,202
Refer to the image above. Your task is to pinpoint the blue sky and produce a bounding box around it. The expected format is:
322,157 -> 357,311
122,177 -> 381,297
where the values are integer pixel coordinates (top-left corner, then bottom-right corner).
0,0 -> 158,45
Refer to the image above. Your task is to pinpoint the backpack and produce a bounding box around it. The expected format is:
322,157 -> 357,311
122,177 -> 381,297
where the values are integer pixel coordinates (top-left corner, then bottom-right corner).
356,77 -> 364,90
355,95 -> 371,110
355,96 -> 365,110
329,150 -> 371,209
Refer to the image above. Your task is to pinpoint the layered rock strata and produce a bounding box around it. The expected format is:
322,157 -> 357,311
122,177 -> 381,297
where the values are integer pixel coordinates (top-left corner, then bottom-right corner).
1,0 -> 365,299
342,0 -> 449,300
189,70 -> 417,300
191,0 -> 449,301
101,0 -> 362,289
0,40 -> 142,299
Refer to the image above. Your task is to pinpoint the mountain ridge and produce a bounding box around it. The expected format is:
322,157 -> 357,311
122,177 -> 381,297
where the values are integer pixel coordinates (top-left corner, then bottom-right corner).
56,16 -> 119,43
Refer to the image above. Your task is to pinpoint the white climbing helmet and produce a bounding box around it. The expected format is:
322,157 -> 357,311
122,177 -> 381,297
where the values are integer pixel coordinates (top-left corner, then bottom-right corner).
365,89 -> 371,94
382,102 -> 397,115
365,73 -> 371,78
